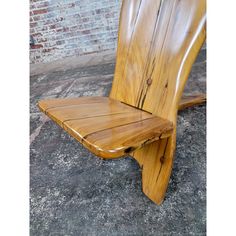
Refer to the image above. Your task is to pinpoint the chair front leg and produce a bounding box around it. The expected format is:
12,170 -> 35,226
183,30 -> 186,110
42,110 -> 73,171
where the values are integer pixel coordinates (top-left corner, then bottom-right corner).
131,132 -> 176,205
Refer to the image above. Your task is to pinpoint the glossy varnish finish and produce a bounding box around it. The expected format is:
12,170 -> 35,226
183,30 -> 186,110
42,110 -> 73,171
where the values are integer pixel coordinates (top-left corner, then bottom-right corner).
110,0 -> 206,120
110,0 -> 206,204
38,97 -> 173,158
178,94 -> 206,111
38,0 -> 206,205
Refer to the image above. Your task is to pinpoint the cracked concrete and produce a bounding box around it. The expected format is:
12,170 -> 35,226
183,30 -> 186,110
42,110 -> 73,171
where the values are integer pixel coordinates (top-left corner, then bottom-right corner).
30,49 -> 206,236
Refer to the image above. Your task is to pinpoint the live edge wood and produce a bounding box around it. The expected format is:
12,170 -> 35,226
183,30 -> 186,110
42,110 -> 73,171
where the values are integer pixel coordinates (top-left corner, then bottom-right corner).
38,0 -> 206,205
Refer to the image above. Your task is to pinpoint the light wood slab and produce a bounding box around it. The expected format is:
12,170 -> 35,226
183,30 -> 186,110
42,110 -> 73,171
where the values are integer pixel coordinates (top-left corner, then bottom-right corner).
38,97 -> 173,158
110,0 -> 206,204
179,94 -> 206,111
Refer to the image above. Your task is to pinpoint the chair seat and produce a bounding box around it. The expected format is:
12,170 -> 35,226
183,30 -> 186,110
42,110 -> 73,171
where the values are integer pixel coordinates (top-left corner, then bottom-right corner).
38,96 -> 173,158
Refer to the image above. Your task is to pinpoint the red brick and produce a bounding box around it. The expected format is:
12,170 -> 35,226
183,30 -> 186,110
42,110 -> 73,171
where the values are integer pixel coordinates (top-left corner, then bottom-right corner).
33,9 -> 48,15
31,44 -> 43,49
30,0 -> 122,64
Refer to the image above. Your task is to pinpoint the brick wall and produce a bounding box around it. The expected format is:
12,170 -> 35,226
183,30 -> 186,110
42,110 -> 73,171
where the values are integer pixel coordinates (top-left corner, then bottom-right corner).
30,0 -> 121,64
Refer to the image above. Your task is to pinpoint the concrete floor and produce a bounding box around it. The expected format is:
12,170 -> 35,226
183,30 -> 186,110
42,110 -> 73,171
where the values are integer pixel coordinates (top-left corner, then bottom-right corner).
30,49 -> 206,236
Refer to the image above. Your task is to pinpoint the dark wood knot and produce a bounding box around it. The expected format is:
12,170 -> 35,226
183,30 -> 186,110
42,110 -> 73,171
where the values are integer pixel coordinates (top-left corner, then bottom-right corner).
147,78 -> 152,86
160,156 -> 165,164
124,147 -> 135,153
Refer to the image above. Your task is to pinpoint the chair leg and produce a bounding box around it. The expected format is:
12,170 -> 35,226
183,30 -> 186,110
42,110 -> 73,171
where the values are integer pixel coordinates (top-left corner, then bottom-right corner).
131,133 -> 176,205
178,93 -> 206,111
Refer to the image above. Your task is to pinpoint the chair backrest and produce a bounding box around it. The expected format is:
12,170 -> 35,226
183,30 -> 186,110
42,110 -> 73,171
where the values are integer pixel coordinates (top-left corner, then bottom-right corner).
110,0 -> 206,122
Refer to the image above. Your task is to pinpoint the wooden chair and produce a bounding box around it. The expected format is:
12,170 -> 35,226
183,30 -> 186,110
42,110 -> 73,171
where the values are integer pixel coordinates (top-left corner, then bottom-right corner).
38,0 -> 206,205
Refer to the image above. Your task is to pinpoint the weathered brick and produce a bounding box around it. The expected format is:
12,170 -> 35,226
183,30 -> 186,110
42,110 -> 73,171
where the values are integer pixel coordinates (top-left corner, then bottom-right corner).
30,0 -> 122,64
31,44 -> 43,49
33,9 -> 48,15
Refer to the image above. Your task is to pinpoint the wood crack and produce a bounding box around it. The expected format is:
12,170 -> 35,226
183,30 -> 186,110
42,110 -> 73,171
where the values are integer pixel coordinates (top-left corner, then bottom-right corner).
44,101 -> 105,113
83,117 -> 156,140
61,111 -> 137,127
136,0 -> 164,109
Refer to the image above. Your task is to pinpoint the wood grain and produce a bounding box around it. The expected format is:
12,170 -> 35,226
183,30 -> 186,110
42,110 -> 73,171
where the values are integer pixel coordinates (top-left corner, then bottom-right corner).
179,94 -> 206,111
38,0 -> 206,205
110,0 -> 206,204
38,97 -> 173,158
